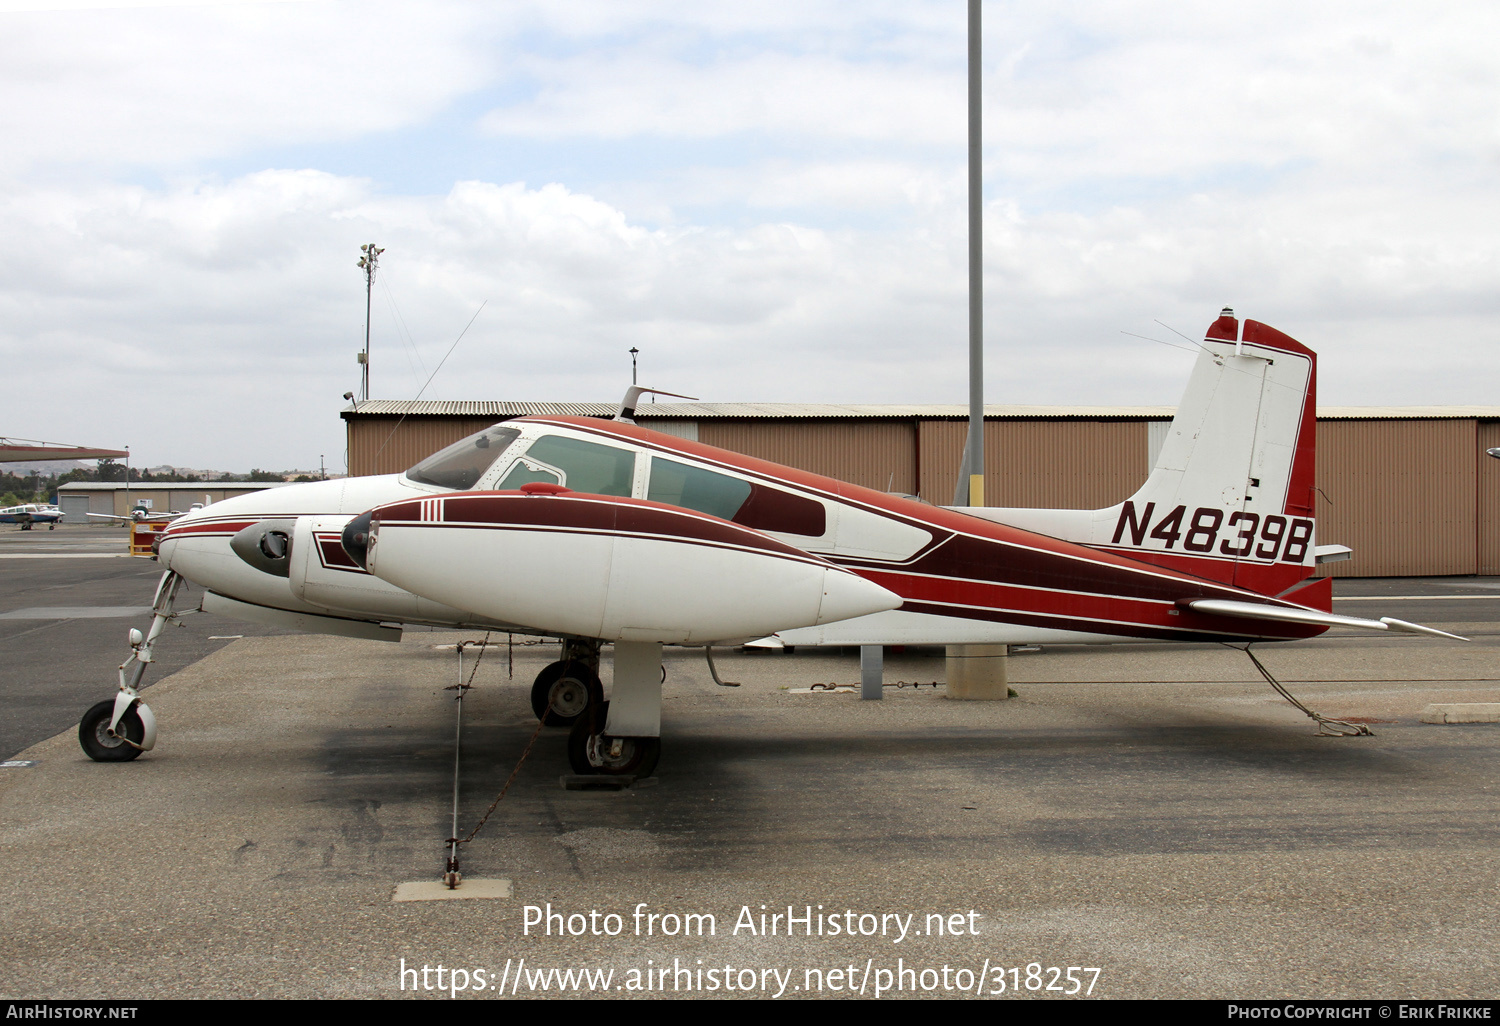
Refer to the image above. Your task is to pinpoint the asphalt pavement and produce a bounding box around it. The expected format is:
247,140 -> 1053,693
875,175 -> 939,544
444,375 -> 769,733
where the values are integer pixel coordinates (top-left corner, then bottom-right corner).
0,525 -> 298,760
2,530 -> 1499,999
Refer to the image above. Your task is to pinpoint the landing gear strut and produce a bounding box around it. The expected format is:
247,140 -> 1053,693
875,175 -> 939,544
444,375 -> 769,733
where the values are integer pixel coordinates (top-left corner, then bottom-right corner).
78,570 -> 183,761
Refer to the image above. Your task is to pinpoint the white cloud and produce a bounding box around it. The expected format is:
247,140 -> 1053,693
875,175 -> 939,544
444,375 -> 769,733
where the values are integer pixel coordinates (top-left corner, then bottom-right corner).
1,2 -> 1497,471
0,1 -> 500,174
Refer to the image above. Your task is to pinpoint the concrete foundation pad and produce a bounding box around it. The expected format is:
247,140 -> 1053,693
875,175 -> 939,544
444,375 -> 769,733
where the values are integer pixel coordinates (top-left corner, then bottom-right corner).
392,879 -> 513,902
1419,702 -> 1500,723
945,643 -> 1010,700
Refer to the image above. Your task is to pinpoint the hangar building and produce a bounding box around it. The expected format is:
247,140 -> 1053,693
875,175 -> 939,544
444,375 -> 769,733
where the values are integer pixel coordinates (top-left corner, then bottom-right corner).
56,481 -> 293,523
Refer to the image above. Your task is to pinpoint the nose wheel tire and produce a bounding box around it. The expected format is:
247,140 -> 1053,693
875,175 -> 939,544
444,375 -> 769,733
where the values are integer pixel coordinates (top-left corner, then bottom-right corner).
566,701 -> 660,777
78,700 -> 145,762
531,661 -> 604,727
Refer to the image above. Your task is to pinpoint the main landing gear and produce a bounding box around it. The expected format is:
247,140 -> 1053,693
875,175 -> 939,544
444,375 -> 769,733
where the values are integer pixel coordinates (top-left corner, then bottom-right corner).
544,639 -> 664,778
530,640 -> 604,727
567,701 -> 660,777
78,570 -> 183,762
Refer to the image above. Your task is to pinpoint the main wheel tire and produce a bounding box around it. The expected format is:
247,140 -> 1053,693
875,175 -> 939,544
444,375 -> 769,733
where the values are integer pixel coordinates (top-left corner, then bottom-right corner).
566,701 -> 661,777
78,699 -> 145,762
531,660 -> 603,727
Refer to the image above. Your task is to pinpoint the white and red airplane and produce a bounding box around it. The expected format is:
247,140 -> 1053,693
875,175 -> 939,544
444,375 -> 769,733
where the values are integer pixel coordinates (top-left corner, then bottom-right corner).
80,311 -> 1460,775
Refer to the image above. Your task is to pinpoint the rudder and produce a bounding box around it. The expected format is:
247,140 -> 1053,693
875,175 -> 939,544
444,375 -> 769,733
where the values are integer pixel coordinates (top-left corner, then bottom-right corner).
957,310 -> 1320,596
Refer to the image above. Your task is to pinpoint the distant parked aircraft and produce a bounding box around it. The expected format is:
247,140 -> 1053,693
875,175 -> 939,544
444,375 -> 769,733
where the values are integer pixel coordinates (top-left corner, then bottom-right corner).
0,503 -> 63,530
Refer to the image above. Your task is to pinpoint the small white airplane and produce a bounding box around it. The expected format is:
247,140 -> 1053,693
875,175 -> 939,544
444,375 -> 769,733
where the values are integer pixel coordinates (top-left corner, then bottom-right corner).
86,506 -> 192,525
0,503 -> 64,530
78,311 -> 1461,776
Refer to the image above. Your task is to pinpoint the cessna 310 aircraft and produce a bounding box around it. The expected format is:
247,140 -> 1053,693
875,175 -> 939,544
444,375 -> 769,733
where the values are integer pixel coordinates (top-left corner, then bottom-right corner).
79,311 -> 1462,776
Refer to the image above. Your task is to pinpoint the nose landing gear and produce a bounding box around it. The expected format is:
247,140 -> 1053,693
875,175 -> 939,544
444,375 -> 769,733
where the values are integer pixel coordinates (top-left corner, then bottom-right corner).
78,700 -> 147,762
78,570 -> 183,762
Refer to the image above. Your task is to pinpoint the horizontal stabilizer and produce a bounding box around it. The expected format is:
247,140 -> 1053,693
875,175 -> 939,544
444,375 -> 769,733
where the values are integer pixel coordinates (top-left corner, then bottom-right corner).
1314,544 -> 1353,564
1378,616 -> 1470,642
1185,598 -> 1468,642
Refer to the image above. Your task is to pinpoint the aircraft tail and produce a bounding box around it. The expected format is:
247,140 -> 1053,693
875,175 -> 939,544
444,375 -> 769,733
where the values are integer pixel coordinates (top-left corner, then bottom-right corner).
954,310 -> 1323,597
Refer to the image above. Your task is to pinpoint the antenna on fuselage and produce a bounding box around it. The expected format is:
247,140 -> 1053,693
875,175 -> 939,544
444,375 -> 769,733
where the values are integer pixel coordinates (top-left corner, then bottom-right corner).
616,386 -> 698,425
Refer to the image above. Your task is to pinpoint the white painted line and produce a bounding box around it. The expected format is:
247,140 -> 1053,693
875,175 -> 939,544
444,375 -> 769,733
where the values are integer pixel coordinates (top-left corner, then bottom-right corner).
1,760 -> 37,768
0,553 -> 134,559
393,879 -> 512,902
1420,703 -> 1500,724
1335,595 -> 1500,602
208,635 -> 244,640
0,606 -> 153,619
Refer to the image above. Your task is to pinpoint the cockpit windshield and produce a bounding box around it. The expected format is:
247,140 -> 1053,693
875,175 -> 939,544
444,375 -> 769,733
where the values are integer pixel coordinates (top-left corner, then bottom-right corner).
405,426 -> 521,490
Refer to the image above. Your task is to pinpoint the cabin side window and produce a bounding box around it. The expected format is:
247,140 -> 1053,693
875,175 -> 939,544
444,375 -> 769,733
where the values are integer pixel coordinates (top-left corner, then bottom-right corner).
648,457 -> 751,521
647,456 -> 827,536
497,435 -> 636,497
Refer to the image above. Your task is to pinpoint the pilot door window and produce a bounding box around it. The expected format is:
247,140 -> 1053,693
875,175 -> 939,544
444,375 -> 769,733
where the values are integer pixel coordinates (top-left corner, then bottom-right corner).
405,426 -> 521,489
498,435 -> 637,497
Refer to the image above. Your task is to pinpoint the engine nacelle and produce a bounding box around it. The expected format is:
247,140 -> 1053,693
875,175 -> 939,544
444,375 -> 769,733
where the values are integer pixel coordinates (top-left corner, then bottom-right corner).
358,491 -> 901,644
287,515 -> 485,625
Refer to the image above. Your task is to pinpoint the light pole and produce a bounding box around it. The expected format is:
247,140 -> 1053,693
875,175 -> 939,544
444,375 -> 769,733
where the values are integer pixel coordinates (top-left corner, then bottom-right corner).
954,0 -> 984,508
629,347 -> 639,385
357,243 -> 384,402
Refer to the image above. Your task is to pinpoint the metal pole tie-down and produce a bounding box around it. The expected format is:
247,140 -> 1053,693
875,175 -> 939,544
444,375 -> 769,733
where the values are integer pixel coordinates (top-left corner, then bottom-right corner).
442,632 -> 563,889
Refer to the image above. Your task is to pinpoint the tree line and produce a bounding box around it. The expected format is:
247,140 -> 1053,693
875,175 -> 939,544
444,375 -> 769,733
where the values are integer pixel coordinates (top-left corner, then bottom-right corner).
1,459 -> 318,507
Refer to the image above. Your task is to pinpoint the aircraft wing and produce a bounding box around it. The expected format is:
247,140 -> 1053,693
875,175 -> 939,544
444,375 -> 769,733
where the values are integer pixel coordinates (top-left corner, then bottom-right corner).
87,511 -> 187,523
1185,599 -> 1468,642
344,486 -> 902,644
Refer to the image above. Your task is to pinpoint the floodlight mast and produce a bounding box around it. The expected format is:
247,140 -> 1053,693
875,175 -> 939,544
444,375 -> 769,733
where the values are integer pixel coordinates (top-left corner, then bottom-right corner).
954,0 -> 985,507
357,243 -> 384,403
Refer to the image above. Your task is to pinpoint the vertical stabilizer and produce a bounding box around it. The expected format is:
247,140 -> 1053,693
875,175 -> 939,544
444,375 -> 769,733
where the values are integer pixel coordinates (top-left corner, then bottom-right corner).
953,312 -> 1319,596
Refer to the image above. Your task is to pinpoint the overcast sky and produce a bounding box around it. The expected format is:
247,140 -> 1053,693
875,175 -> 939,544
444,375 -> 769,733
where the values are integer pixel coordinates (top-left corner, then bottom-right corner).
2,1 -> 1496,472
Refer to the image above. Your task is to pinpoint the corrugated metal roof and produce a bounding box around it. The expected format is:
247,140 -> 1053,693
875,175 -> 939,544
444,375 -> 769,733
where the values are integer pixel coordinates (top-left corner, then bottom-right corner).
1317,406 -> 1500,419
344,400 -> 620,417
343,400 -> 1182,420
343,400 -> 1500,422
0,445 -> 129,462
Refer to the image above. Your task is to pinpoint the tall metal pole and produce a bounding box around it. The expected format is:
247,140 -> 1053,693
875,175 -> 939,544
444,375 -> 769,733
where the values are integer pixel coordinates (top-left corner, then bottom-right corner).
357,244 -> 384,402
955,0 -> 985,507
946,1 -> 1008,706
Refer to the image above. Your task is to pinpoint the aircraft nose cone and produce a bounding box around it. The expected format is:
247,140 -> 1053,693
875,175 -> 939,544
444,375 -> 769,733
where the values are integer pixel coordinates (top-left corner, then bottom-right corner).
341,512 -> 374,569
